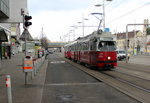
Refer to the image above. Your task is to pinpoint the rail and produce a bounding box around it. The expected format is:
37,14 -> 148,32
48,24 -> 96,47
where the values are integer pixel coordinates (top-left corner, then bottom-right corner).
59,54 -> 150,103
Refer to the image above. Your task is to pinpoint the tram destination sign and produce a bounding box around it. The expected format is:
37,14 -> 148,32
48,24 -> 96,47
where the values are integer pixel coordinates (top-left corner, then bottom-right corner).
100,37 -> 113,41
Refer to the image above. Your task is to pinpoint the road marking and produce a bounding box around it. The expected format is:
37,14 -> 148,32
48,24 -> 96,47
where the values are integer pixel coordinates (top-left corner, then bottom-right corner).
46,82 -> 102,86
50,61 -> 65,64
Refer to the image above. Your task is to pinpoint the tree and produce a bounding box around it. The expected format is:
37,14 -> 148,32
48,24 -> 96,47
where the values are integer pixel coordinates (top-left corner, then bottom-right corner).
146,27 -> 150,35
41,37 -> 49,49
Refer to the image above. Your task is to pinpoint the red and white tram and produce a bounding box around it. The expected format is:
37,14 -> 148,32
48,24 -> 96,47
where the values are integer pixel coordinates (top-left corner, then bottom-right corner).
64,30 -> 117,69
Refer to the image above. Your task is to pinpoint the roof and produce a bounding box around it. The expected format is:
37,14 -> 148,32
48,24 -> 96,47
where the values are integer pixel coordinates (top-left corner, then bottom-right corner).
116,30 -> 140,40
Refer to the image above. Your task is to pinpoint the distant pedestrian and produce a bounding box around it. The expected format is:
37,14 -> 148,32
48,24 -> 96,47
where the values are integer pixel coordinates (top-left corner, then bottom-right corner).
5,52 -> 8,59
8,51 -> 11,59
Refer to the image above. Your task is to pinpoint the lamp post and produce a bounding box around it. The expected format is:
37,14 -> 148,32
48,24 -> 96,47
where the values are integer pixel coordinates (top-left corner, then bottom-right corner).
95,0 -> 112,31
77,16 -> 88,37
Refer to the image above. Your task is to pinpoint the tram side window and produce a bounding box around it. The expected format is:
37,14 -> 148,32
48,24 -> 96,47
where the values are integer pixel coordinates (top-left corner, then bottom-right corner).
75,43 -> 77,51
81,42 -> 89,50
80,43 -> 83,50
83,42 -> 86,50
71,45 -> 74,51
86,42 -> 89,50
90,42 -> 96,51
77,43 -> 80,50
68,46 -> 71,51
78,43 -> 81,50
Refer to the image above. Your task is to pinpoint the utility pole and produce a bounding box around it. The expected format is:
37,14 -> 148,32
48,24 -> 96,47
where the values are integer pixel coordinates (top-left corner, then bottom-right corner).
82,13 -> 84,37
95,0 -> 113,31
41,27 -> 44,48
102,0 -> 105,30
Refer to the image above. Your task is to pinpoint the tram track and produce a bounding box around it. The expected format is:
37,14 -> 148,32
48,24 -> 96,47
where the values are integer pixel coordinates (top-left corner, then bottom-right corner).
101,71 -> 150,93
116,68 -> 150,81
118,62 -> 150,73
59,55 -> 150,103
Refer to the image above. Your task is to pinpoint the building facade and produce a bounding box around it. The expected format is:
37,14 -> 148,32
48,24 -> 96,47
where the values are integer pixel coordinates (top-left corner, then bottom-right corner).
0,0 -> 27,60
116,30 -> 150,55
0,0 -> 9,18
0,0 -> 27,23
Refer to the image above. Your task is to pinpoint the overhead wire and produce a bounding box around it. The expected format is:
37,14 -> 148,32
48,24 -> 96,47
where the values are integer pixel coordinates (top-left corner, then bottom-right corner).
108,2 -> 150,24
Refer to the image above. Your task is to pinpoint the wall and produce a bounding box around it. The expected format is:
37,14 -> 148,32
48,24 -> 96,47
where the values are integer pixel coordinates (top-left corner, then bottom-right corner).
0,0 -> 27,23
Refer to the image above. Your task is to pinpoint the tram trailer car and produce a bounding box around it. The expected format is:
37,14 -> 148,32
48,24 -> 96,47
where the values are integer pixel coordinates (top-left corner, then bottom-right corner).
64,30 -> 117,69
64,43 -> 72,59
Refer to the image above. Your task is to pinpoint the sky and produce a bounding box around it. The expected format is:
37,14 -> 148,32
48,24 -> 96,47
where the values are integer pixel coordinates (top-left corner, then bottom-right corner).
28,0 -> 150,42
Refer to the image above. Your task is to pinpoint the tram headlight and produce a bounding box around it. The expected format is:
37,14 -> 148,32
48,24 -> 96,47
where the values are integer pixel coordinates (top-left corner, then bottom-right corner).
107,56 -> 111,60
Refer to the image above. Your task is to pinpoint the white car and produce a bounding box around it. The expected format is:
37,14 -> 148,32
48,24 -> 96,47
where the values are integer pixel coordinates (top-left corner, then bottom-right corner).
116,50 -> 129,61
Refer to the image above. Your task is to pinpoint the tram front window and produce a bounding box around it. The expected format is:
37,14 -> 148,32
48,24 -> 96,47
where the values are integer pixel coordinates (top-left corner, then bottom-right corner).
98,41 -> 116,51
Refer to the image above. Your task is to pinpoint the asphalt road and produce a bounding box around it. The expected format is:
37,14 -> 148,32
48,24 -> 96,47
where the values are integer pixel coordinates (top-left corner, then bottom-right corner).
41,53 -> 139,103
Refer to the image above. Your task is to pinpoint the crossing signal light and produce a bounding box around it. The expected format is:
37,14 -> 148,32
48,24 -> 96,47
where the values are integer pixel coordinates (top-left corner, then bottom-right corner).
24,15 -> 32,27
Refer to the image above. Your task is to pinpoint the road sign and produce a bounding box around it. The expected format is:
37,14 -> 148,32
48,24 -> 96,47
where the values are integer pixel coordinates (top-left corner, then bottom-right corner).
20,29 -> 33,41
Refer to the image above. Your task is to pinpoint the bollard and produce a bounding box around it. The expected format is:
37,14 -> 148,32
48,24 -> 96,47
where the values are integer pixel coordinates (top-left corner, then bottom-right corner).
34,60 -> 37,76
6,75 -> 12,103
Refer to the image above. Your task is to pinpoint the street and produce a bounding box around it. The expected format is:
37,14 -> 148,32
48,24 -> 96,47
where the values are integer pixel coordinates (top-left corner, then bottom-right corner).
0,52 -> 150,103
41,53 -> 139,103
1,1 -> 150,103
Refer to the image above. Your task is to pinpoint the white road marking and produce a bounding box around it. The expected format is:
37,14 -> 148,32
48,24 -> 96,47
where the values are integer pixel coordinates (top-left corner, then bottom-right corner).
46,82 -> 102,86
50,61 -> 66,64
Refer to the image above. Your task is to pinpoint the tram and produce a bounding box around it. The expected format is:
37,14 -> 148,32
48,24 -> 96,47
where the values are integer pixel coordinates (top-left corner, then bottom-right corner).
64,30 -> 117,69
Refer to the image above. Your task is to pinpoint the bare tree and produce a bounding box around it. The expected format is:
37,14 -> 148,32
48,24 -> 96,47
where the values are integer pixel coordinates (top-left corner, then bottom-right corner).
41,36 -> 49,49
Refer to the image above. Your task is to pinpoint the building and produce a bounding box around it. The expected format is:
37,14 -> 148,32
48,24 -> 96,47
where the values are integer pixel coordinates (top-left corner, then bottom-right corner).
115,19 -> 150,56
0,0 -> 27,59
116,30 -> 143,55
116,30 -> 150,55
0,0 -> 9,18
0,0 -> 27,23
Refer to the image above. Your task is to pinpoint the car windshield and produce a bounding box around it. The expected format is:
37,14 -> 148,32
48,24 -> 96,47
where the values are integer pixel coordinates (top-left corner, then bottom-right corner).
118,51 -> 126,54
98,41 -> 116,51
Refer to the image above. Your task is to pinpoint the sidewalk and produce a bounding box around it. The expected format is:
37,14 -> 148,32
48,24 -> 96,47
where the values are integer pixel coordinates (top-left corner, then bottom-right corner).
129,55 -> 150,65
117,54 -> 150,66
0,53 -> 48,103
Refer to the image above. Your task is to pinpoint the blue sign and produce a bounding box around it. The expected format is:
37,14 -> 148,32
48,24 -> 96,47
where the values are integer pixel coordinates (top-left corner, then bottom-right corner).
104,28 -> 110,32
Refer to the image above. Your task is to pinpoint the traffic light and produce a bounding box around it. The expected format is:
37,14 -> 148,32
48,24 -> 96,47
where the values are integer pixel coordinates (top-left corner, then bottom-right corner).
24,15 -> 32,27
146,27 -> 150,35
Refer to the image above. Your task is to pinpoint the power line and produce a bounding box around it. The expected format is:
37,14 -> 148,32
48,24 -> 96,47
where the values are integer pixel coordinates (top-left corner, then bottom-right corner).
106,0 -> 128,13
108,2 -> 150,24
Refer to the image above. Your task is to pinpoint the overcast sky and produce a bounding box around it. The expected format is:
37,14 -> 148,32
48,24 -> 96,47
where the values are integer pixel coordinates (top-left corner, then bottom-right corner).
28,0 -> 150,42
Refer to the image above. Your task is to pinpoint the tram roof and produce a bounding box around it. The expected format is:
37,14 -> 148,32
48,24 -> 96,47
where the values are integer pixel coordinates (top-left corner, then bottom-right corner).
76,30 -> 116,41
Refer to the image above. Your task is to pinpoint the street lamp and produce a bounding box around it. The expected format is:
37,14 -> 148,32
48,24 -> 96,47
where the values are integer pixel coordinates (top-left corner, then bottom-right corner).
77,17 -> 89,37
95,0 -> 112,31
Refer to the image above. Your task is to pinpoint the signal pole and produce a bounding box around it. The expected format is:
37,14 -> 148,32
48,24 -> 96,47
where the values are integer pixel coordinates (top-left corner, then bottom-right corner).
126,23 -> 150,63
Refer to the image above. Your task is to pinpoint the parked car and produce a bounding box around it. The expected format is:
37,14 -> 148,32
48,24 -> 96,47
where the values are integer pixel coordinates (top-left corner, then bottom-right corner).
116,50 -> 130,61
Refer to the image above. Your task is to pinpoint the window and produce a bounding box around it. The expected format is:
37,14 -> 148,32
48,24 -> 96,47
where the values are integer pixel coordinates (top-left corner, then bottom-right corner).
98,41 -> 116,51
